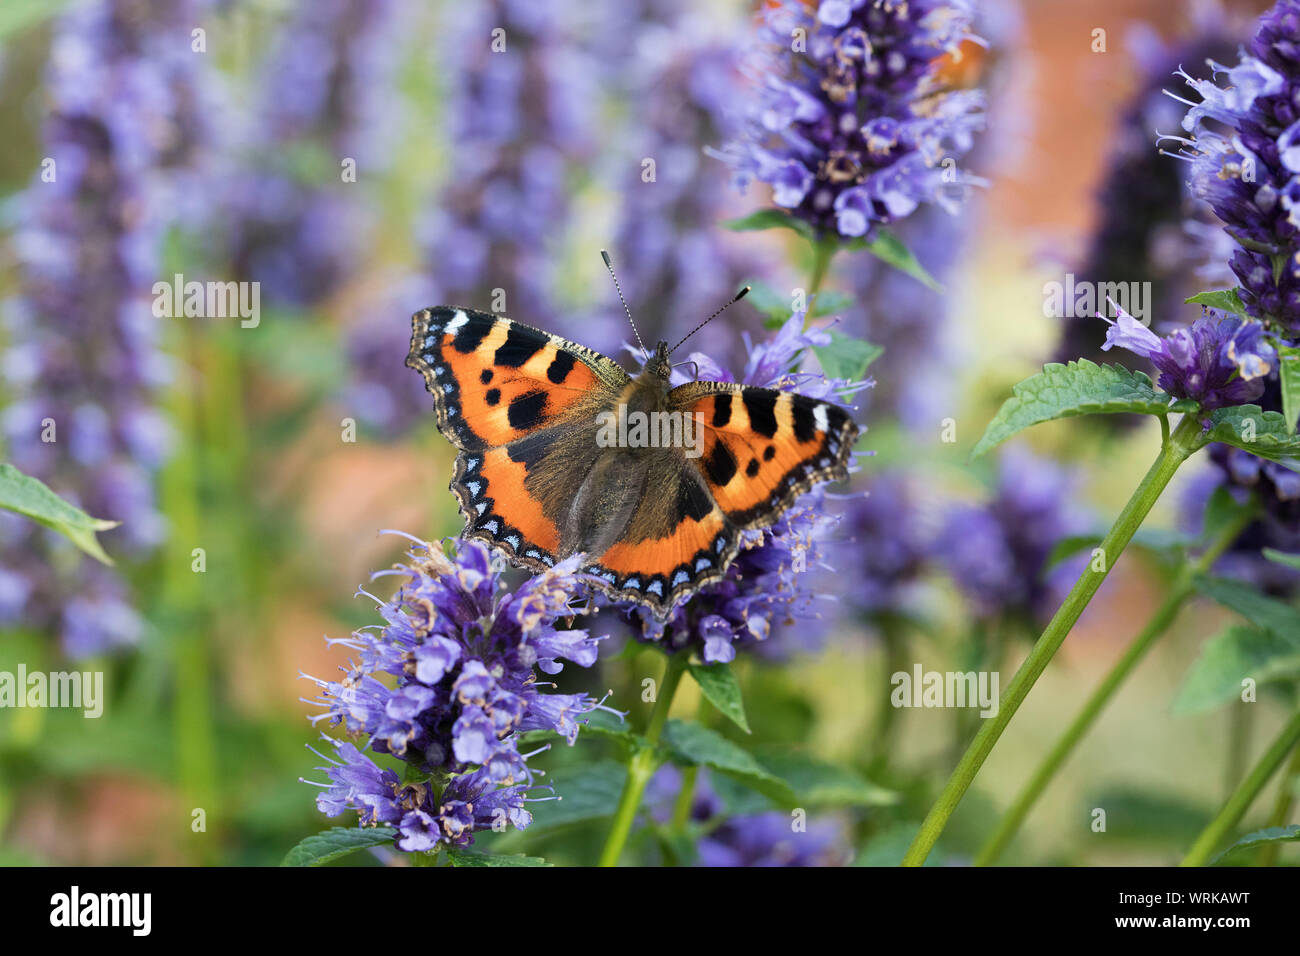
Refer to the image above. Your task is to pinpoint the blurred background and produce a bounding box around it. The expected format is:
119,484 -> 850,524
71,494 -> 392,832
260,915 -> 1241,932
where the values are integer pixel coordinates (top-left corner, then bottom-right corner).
0,0 -> 1293,866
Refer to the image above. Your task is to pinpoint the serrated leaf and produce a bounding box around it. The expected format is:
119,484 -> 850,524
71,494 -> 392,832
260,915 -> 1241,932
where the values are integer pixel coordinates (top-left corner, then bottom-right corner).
662,720 -> 795,805
848,229 -> 942,291
1194,575 -> 1300,637
686,661 -> 750,734
280,826 -> 396,866
1263,548 -> 1300,570
812,331 -> 883,383
971,360 -> 1173,458
1184,288 -> 1247,315
1279,346 -> 1300,434
1202,405 -> 1300,462
0,463 -> 119,564
1173,624 -> 1300,714
1211,824 -> 1300,863
447,848 -> 550,867
721,209 -> 815,240
757,752 -> 898,808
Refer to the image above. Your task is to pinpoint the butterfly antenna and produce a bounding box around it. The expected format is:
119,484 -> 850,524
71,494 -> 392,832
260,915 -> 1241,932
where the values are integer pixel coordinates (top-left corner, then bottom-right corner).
669,285 -> 751,354
601,249 -> 647,359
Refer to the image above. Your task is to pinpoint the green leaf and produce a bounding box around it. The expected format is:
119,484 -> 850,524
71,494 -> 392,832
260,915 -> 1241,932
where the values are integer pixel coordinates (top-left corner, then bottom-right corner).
0,463 -> 119,564
757,751 -> 898,808
686,661 -> 750,734
743,279 -> 794,322
1194,575 -> 1300,638
662,720 -> 795,805
280,826 -> 396,867
1263,548 -> 1300,571
721,209 -> 815,241
1201,405 -> 1300,462
446,848 -> 550,867
1279,345 -> 1300,434
1211,825 -> 1300,864
1184,288 -> 1247,315
1086,788 -> 1210,844
1173,624 -> 1300,714
523,760 -> 627,830
971,360 -> 1173,459
848,229 -> 942,291
812,331 -> 883,383
809,290 -> 856,317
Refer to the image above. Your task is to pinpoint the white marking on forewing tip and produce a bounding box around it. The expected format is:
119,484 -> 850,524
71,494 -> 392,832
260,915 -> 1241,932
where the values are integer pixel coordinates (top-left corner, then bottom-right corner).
447,310 -> 469,331
813,405 -> 829,432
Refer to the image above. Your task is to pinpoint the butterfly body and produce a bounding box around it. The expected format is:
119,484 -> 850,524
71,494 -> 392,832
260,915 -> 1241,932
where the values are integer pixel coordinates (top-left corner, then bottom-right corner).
407,306 -> 858,618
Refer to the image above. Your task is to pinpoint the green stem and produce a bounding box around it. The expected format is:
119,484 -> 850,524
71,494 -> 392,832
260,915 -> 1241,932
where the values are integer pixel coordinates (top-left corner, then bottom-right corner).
598,652 -> 688,867
1225,701 -> 1254,799
669,697 -> 708,833
1181,707 -> 1300,866
974,504 -> 1254,866
805,238 -> 836,320
902,415 -> 1202,867
1257,740 -> 1300,866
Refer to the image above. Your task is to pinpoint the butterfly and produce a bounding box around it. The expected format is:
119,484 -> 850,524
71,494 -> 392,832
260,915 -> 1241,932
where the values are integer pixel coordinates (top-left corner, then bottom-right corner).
405,272 -> 859,618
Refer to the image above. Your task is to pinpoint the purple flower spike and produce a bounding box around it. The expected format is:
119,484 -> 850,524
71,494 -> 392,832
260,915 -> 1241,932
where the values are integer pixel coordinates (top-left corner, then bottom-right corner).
304,535 -> 616,851
714,0 -> 985,240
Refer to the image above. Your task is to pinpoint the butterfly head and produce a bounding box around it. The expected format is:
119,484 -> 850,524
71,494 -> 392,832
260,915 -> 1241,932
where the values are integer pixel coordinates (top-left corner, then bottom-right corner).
643,340 -> 673,381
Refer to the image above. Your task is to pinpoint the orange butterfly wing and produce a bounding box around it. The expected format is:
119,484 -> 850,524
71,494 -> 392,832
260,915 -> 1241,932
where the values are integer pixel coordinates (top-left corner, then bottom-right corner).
406,306 -> 629,569
669,382 -> 859,528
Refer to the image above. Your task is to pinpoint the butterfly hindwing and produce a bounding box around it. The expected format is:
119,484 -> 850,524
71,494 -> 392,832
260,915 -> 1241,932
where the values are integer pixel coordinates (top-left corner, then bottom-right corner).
577,452 -> 742,614
406,306 -> 629,570
668,382 -> 859,529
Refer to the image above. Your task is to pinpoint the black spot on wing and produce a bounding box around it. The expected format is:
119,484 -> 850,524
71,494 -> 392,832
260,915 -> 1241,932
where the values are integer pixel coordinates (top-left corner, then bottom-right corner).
480,369 -> 494,384
791,396 -> 818,443
495,325 -> 546,368
763,445 -> 776,461
712,393 -> 732,428
704,441 -> 737,486
507,390 -> 548,430
746,458 -> 760,477
452,319 -> 490,354
485,388 -> 501,406
547,350 -> 576,384
743,390 -> 778,438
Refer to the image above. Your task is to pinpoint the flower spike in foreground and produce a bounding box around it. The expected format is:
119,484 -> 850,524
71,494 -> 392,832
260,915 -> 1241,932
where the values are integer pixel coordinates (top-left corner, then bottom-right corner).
303,535 -> 615,851
1098,304 -> 1276,410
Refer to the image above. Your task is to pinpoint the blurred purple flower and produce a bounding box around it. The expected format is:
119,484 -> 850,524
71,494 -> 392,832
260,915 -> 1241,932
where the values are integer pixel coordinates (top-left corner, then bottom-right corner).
303,535 -> 613,851
0,0 -> 217,656
644,765 -> 850,866
227,0 -> 412,309
713,0 -> 985,240
936,447 -> 1091,623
